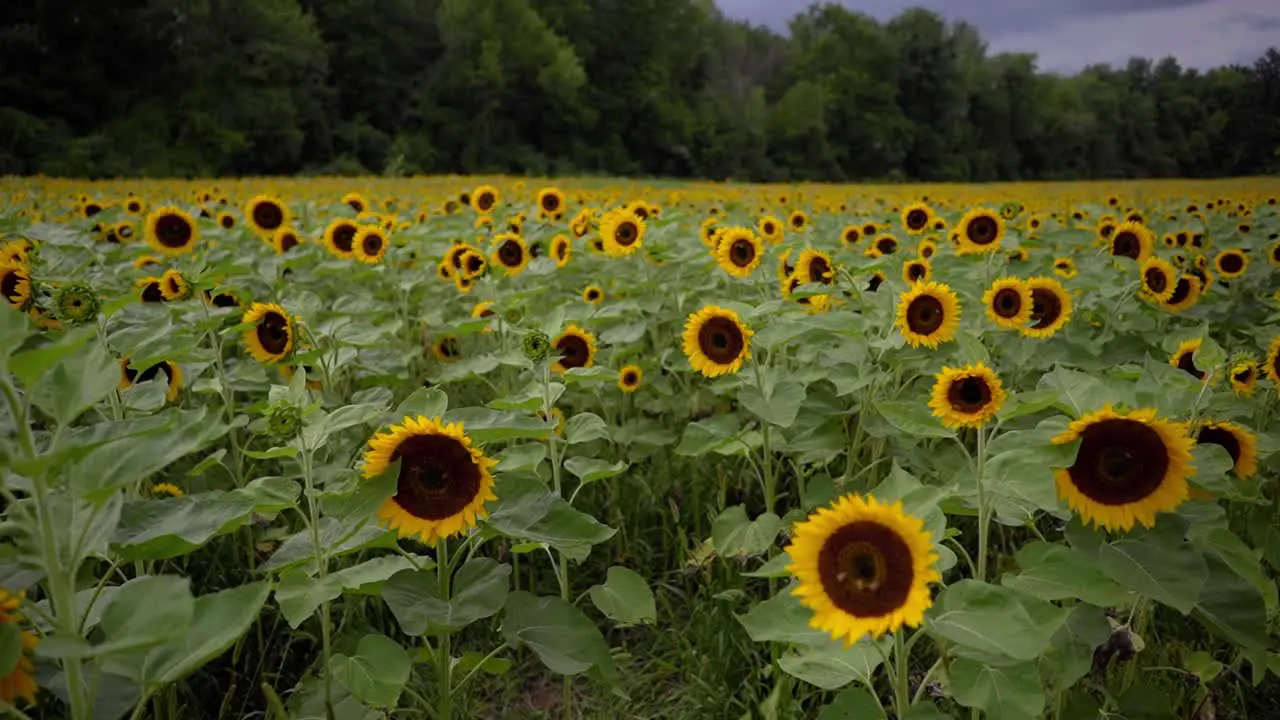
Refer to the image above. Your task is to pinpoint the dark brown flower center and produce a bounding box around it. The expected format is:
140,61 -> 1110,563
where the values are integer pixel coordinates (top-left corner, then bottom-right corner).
877,237 -> 897,255
1143,266 -> 1168,294
906,209 -> 929,231
390,434 -> 481,521
1175,349 -> 1205,380
0,268 -> 22,303
154,214 -> 194,249
141,281 -> 165,303
906,295 -> 945,334
279,232 -> 298,252
907,262 -> 927,281
541,193 -> 561,212
1068,419 -> 1169,505
947,376 -> 991,413
817,521 -> 915,617
697,316 -> 745,364
993,287 -> 1022,318
1167,277 -> 1194,305
1196,426 -> 1241,468
252,202 -> 285,231
256,311 -> 291,355
1218,252 -> 1244,274
362,232 -> 384,257
614,221 -> 639,247
556,333 -> 591,369
807,256 -> 832,285
332,222 -> 357,252
966,215 -> 999,245
1029,288 -> 1063,330
730,239 -> 755,267
1112,231 -> 1141,259
498,240 -> 524,267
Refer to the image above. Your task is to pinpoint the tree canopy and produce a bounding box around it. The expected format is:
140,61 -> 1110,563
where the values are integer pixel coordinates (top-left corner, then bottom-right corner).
1,0 -> 1277,180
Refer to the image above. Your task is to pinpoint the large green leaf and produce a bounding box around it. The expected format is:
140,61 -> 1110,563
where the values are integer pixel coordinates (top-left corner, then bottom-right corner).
1194,555 -> 1268,651
328,634 -> 411,709
261,519 -> 396,574
777,637 -> 890,690
502,591 -> 617,683
588,566 -> 656,627
111,482 -> 298,560
29,340 -> 120,425
927,580 -> 1069,661
1098,526 -> 1208,614
1040,604 -> 1111,692
739,380 -> 806,428
485,475 -> 616,559
443,407 -> 555,443
70,408 -> 231,499
1001,541 -> 1128,607
736,585 -> 830,646
949,658 -> 1044,720
873,400 -> 954,438
711,505 -> 781,559
815,686 -> 885,720
380,558 -> 510,635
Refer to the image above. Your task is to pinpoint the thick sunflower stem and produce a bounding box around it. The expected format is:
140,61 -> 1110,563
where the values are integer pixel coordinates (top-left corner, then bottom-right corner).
437,539 -> 453,720
893,630 -> 910,716
974,427 -> 990,582
539,366 -> 573,720
751,361 -> 776,514
300,449 -> 334,720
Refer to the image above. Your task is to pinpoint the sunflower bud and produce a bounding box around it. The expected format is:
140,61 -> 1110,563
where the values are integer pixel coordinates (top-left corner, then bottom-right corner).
263,400 -> 304,440
51,282 -> 100,326
522,330 -> 551,363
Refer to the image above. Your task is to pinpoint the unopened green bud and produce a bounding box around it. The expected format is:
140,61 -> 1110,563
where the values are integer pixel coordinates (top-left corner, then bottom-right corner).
522,330 -> 551,362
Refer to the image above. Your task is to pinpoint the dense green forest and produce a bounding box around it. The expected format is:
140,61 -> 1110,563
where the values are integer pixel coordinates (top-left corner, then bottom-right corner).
1,0 -> 1278,181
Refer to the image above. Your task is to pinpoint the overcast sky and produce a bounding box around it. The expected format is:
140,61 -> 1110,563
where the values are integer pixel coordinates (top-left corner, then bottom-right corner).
714,0 -> 1280,72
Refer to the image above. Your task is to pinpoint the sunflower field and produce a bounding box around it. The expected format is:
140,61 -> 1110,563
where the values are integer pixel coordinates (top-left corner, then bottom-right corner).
2,177 -> 1280,720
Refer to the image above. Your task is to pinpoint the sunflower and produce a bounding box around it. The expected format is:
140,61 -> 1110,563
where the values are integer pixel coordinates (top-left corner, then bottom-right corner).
145,206 -> 199,256
1194,421 -> 1258,478
204,288 -> 239,309
1264,337 -> 1280,387
354,226 -> 388,264
216,211 -> 236,230
160,269 -> 190,301
279,360 -> 324,390
716,228 -> 763,278
1008,247 -> 1029,263
469,185 -> 499,215
552,324 -> 598,374
871,235 -> 899,257
955,208 -> 1004,255
1229,359 -> 1258,397
1021,277 -> 1072,339
788,210 -> 809,233
1052,257 -> 1078,279
551,234 -> 572,268
323,219 -> 360,259
114,221 -> 137,243
0,239 -> 31,266
538,407 -> 567,436
795,249 -> 835,286
1169,338 -> 1214,382
1052,406 -> 1194,531
785,494 -> 938,646
618,364 -> 643,393
917,239 -> 937,259
536,187 -> 566,217
491,233 -> 529,276
682,305 -> 752,377
1214,249 -> 1247,278
150,482 -> 185,497
862,222 -> 879,238
1267,242 -> 1280,268
929,363 -> 1006,428
840,225 -> 862,246
458,250 -> 487,279
901,203 -> 933,234
1109,222 -> 1153,262
599,208 -> 646,257
136,276 -> 166,303
124,196 -> 145,215
902,259 -> 931,284
866,271 -> 886,293
119,357 -> 183,403
1138,257 -> 1177,303
777,249 -> 796,285
582,285 -> 605,305
245,195 -> 290,236
242,302 -> 295,364
272,226 -> 301,254
342,192 -> 368,213
453,275 -> 475,294
895,282 -> 961,349
759,216 -> 785,244
432,336 -> 462,362
0,590 -> 39,706
1160,274 -> 1202,313
1,263 -> 32,310
570,209 -> 594,238
361,416 -> 498,543
472,301 -> 496,320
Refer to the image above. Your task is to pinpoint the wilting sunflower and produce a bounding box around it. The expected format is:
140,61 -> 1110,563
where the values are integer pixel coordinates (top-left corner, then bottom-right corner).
1194,421 -> 1258,478
491,233 -> 529,276
119,357 -> 183,403
895,282 -> 961,349
536,187 -> 566,217
552,324 -> 598,374
929,363 -> 1006,428
683,305 -> 753,377
1229,358 -> 1258,397
955,208 -> 1004,255
785,494 -> 939,646
599,208 -> 646,257
1052,405 -> 1194,531
432,336 -> 462,362
0,589 -> 39,706
1214,249 -> 1248,278
1169,338 -> 1214,382
1052,257 -> 1078,279
341,192 -> 368,213
902,258 -> 931,284
353,226 -> 388,264
323,219 -> 360,259
1109,222 -> 1153,262
361,416 -> 498,543
0,263 -> 32,310
160,269 -> 190,301
245,195 -> 290,236
1139,257 -> 1177,303
1021,277 -> 1073,339
582,285 -> 605,305
551,234 -> 572,268
917,239 -> 937,259
759,216 -> 785,244
1160,274 -> 1202,314
795,249 -> 835,286
618,364 -> 643,393
788,210 -> 809,233
716,228 -> 763,278
145,206 -> 199,256
242,302 -> 295,364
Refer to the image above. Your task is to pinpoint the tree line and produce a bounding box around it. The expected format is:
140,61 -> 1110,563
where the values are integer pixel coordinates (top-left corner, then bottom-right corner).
1,0 -> 1278,181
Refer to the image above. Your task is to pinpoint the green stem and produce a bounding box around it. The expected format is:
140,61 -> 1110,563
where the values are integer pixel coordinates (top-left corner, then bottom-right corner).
437,539 -> 453,720
300,449 -> 334,720
539,366 -> 573,719
893,631 -> 910,716
975,427 -> 991,582
751,361 -> 776,513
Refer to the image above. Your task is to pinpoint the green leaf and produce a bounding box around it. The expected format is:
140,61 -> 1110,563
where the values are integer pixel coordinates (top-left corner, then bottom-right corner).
1038,366 -> 1115,416
1040,604 -> 1111,692
674,415 -> 741,456
588,566 -> 656,626
927,580 -> 1070,661
777,637 -> 890,690
1183,650 -> 1224,685
8,323 -> 96,386
97,575 -> 195,657
1001,541 -> 1128,606
563,457 -> 627,485
443,407 -> 554,443
262,519 -> 396,574
29,340 -> 120,425
394,386 -> 448,419
241,445 -> 298,460
303,402 -> 388,449
1194,555 -> 1268,651
0,305 -> 32,372
502,591 -> 617,683
742,552 -> 792,579
276,571 -> 342,629
950,658 -> 1044,720
0,623 -> 20,676
565,412 -> 609,445
70,408 -> 230,499
380,558 -> 510,636
998,389 -> 1067,421
739,381 -> 806,428
815,686 -> 885,720
112,491 -> 260,561
562,366 -> 617,384
329,634 -> 411,709
736,585 -> 830,646
485,475 -> 616,559
454,650 -> 512,676
711,505 -> 781,559
1099,527 -> 1208,614
495,443 -> 547,474
874,400 -> 954,438
331,555 -> 419,594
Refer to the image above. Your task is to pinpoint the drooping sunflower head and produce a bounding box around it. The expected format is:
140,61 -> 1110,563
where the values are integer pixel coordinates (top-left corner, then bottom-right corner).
160,269 -> 190,301
323,219 -> 360,259
1052,405 -> 1194,531
0,263 -> 32,310
552,324 -> 598,374
551,234 -> 572,268
796,249 -> 835,286
682,305 -> 753,377
145,206 -> 199,256
599,208 -> 646,257
491,233 -> 530,276
1213,249 -> 1248,278
1229,358 -> 1258,397
241,302 -> 295,364
618,364 -> 643,393
929,363 -> 1006,428
1194,421 -> 1258,479
1109,222 -> 1153,262
361,416 -> 498,543
1138,257 -> 1176,303
955,208 -> 1004,255
472,301 -> 496,320
354,226 -> 389,264
902,258 -> 931,284
1169,338 -> 1213,382
136,276 -> 166,303
1052,257 -> 1078,279
901,203 -> 933,234
245,195 -> 290,235
716,228 -> 763,279
537,187 -> 565,217
1021,276 -> 1072,339
785,493 -> 939,646
582,285 -> 605,305
895,281 -> 961,349
1160,274 -> 1202,314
